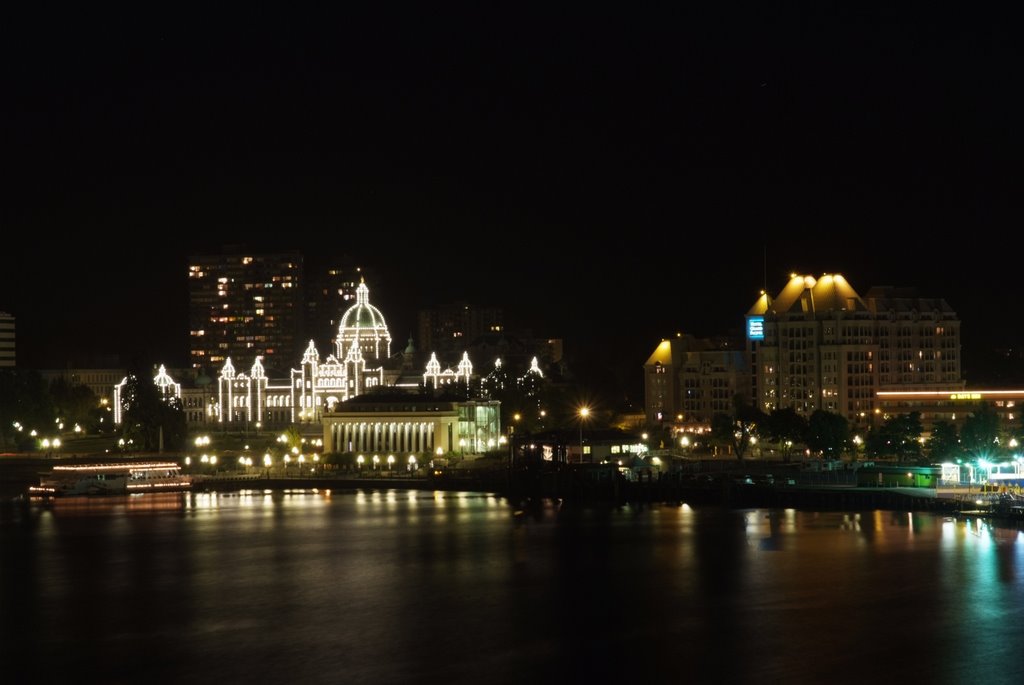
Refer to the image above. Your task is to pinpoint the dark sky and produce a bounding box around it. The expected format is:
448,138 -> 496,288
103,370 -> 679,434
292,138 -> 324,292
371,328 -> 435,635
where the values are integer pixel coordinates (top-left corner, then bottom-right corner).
3,5 -> 1023,403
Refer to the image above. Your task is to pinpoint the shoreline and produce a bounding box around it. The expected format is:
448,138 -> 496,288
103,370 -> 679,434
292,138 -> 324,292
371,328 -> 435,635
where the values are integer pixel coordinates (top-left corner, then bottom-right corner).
4,455 -> 1018,525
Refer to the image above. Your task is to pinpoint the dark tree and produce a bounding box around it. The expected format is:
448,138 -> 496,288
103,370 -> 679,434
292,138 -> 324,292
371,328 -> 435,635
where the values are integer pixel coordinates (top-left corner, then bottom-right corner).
805,410 -> 849,458
120,366 -> 186,452
49,377 -> 98,429
710,394 -> 767,461
960,402 -> 1000,460
865,413 -> 922,461
764,407 -> 808,462
927,420 -> 962,462
0,369 -> 55,451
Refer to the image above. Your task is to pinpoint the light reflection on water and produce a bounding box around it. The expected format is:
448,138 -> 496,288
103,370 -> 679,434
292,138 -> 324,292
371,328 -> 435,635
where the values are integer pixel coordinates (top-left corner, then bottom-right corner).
2,492 -> 1023,685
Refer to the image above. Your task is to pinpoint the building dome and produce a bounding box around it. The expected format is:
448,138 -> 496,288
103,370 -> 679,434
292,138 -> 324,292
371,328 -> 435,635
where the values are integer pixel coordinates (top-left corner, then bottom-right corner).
336,280 -> 392,362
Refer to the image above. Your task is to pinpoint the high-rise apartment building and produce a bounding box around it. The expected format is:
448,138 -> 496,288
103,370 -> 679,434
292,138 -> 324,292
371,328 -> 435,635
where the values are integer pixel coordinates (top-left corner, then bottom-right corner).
746,273 -> 962,425
0,312 -> 13,367
418,303 -> 504,354
188,251 -> 304,374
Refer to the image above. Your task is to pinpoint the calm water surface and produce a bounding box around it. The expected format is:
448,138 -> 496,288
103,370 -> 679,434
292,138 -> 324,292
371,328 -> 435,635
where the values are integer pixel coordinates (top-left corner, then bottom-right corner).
2,489 -> 1023,684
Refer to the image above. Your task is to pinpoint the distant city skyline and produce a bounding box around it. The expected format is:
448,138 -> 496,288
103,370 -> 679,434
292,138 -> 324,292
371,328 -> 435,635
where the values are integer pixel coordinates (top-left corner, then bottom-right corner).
5,242 -> 1024,404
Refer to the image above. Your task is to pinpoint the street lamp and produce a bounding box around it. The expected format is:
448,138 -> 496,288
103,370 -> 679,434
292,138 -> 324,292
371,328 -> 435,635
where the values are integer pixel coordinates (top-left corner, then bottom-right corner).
578,406 -> 590,464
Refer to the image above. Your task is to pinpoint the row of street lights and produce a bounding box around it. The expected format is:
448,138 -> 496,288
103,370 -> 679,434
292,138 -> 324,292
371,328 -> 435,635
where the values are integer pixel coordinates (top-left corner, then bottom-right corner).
355,454 -> 418,472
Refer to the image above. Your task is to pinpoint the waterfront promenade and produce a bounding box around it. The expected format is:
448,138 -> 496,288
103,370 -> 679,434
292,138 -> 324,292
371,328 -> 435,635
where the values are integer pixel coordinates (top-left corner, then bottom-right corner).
0,453 -> 983,519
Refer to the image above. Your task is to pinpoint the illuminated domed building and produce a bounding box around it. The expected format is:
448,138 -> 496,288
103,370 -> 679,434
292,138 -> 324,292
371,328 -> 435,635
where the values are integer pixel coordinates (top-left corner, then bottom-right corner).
117,278 -> 506,454
192,279 -> 475,427
336,279 -> 392,362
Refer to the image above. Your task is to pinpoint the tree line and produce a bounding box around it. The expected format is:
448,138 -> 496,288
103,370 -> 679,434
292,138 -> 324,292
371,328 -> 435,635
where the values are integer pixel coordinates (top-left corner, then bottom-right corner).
0,365 -> 186,453
702,394 -> 1023,464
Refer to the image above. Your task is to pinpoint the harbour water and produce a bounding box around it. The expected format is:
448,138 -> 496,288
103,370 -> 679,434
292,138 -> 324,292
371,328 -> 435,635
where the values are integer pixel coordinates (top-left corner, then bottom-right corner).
2,489 -> 1023,684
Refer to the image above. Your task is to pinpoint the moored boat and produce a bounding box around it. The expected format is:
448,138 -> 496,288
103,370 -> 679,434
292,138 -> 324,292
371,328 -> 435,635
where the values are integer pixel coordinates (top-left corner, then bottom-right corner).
28,461 -> 192,498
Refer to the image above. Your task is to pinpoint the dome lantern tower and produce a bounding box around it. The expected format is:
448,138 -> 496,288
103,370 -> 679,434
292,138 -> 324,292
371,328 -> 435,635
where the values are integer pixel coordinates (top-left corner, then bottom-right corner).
335,278 -> 392,362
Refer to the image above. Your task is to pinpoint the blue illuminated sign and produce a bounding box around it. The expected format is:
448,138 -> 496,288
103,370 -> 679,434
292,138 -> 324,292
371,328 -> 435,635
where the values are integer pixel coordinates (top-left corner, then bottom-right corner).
747,316 -> 765,340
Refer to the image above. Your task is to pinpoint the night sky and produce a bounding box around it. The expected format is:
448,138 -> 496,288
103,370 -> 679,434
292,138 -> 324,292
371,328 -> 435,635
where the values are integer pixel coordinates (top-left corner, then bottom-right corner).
4,6 -> 1023,403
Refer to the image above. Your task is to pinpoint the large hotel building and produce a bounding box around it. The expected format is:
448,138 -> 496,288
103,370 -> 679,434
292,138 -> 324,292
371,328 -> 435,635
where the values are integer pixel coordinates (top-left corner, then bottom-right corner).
746,273 -> 962,425
646,273 -> 965,431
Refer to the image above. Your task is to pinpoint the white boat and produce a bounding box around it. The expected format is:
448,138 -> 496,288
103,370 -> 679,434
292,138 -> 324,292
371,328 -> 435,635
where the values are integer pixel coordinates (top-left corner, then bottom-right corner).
29,461 -> 192,497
